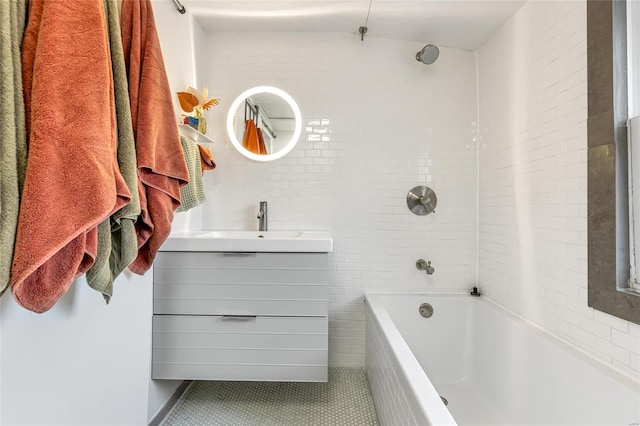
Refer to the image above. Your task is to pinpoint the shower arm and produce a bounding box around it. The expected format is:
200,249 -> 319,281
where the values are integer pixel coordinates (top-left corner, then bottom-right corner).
172,0 -> 186,14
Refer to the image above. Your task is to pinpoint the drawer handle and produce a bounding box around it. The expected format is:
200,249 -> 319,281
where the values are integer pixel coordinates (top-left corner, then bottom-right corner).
222,252 -> 257,257
221,315 -> 257,320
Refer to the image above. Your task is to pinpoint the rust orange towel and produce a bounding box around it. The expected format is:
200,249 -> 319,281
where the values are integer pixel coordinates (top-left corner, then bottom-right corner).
197,144 -> 216,173
11,0 -> 131,313
243,119 -> 261,154
121,0 -> 189,274
257,127 -> 268,155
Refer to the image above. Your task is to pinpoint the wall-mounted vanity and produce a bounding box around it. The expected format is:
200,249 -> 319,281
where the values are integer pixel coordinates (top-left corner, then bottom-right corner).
152,230 -> 332,382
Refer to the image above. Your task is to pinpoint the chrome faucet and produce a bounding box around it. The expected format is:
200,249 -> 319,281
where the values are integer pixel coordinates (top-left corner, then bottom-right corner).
257,201 -> 268,231
416,259 -> 435,275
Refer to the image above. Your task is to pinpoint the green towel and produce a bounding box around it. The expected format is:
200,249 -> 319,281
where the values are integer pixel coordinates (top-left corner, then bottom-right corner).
177,135 -> 207,212
87,0 -> 141,302
0,0 -> 28,296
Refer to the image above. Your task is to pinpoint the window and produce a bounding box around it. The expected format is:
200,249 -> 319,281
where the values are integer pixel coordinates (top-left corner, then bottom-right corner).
587,0 -> 640,325
628,0 -> 640,292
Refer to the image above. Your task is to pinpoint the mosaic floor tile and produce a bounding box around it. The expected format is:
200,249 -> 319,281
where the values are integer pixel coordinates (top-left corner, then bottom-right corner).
160,368 -> 378,426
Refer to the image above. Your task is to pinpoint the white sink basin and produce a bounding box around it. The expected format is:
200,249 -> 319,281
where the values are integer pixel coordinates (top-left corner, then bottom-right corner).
204,230 -> 303,239
160,230 -> 333,252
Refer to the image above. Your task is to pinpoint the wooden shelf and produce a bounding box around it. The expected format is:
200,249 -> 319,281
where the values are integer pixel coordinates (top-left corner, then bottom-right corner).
178,124 -> 215,144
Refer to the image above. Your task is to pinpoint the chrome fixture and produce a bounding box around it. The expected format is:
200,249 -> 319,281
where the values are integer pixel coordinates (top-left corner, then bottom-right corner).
172,0 -> 186,14
419,302 -> 433,318
416,259 -> 434,275
416,44 -> 439,65
407,186 -> 437,215
257,201 -> 268,231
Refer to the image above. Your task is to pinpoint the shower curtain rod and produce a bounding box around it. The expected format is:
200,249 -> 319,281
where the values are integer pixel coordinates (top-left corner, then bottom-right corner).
172,0 -> 186,14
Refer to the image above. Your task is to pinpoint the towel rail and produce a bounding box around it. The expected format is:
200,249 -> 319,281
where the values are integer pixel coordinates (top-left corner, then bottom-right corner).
245,99 -> 277,139
172,0 -> 186,14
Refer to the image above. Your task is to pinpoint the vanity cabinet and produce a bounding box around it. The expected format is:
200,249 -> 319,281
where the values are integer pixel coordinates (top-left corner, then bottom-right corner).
151,251 -> 328,382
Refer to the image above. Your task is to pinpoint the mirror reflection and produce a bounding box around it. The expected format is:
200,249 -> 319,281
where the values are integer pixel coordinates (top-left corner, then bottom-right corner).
226,86 -> 302,161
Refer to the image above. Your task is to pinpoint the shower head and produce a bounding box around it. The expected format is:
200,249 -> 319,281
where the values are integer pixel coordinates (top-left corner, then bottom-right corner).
416,44 -> 439,65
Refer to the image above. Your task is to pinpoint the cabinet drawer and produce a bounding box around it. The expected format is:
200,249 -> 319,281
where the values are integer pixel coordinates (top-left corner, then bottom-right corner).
154,298 -> 327,317
152,315 -> 328,381
153,252 -> 328,316
155,252 -> 328,270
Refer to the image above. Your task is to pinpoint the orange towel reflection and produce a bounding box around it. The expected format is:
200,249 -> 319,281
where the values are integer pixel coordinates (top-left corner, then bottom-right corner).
257,128 -> 267,155
242,119 -> 268,155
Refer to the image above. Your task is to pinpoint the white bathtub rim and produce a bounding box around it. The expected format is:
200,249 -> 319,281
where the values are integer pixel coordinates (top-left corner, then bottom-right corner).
365,293 -> 458,426
365,291 -> 640,391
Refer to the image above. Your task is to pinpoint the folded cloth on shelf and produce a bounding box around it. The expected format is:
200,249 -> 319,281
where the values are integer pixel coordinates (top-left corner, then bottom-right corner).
177,136 -> 206,212
197,144 -> 216,172
121,0 -> 189,274
87,0 -> 142,303
0,0 -> 28,296
12,0 -> 131,313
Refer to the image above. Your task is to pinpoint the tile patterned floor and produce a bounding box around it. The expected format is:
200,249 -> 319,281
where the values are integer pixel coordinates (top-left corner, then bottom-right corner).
160,368 -> 379,426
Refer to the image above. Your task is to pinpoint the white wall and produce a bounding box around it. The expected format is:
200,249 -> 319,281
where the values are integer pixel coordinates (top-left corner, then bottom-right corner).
477,0 -> 640,380
197,32 -> 478,365
0,273 -> 153,426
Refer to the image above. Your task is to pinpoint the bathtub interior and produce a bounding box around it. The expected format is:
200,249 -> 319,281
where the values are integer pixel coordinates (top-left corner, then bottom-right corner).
369,293 -> 640,426
378,294 -> 474,384
365,294 -> 458,425
376,294 -> 506,424
468,300 -> 640,425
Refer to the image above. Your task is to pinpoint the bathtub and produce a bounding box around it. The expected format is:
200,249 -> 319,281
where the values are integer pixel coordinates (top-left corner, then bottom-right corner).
365,293 -> 640,425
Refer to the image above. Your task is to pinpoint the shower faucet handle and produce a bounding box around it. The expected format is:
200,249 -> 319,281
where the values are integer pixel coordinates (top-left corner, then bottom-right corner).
419,196 -> 435,214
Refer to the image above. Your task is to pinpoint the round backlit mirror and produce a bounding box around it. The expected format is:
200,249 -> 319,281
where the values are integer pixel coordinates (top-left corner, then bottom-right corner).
226,86 -> 302,161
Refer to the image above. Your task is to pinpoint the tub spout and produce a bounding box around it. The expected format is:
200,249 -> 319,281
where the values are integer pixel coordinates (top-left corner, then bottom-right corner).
416,259 -> 434,275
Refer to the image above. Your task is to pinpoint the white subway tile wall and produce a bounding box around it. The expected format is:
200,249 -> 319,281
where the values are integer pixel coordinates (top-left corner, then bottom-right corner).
199,33 -> 478,366
478,0 -> 640,379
